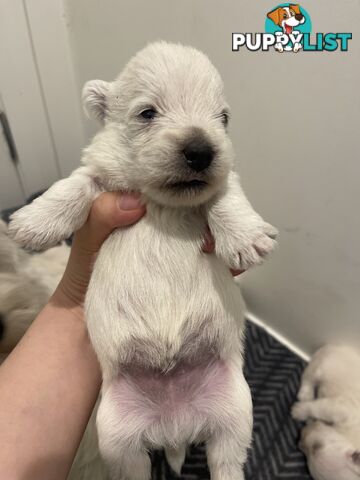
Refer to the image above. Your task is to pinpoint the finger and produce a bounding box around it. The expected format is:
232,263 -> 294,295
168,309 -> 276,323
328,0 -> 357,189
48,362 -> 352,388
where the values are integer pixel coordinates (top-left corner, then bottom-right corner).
230,268 -> 245,277
201,226 -> 215,253
76,192 -> 146,252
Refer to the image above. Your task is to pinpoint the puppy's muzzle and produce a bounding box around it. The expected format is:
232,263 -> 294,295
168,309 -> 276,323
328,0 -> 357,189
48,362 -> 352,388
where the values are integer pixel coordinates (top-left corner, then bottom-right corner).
183,136 -> 214,173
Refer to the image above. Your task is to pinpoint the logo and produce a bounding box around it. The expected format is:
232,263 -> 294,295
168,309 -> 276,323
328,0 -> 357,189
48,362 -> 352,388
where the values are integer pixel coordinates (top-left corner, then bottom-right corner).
232,4 -> 352,53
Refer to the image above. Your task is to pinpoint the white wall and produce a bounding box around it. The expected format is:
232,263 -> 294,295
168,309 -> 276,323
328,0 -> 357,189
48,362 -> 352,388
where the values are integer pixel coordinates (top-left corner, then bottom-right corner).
0,0 -> 61,198
63,0 -> 360,356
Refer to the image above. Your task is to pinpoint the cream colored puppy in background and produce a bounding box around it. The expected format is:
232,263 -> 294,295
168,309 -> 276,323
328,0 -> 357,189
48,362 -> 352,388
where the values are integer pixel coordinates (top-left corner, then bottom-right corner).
292,345 -> 360,480
10,42 -> 277,480
0,219 -> 69,357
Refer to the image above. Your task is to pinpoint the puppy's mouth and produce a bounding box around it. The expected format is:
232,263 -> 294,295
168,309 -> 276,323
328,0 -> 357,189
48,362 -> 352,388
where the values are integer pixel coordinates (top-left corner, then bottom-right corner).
166,179 -> 208,191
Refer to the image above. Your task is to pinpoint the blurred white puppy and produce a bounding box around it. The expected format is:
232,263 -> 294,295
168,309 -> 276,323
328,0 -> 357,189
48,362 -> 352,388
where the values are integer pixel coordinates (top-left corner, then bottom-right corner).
0,219 -> 69,356
0,220 -> 107,480
9,42 -> 277,479
292,345 -> 360,480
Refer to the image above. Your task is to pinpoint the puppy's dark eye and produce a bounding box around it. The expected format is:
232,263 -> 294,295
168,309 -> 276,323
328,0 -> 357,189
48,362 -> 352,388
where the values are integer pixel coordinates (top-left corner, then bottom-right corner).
140,108 -> 157,120
221,112 -> 229,127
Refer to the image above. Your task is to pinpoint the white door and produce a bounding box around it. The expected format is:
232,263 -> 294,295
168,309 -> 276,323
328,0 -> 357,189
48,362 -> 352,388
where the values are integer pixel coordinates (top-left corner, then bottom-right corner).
0,0 -> 86,210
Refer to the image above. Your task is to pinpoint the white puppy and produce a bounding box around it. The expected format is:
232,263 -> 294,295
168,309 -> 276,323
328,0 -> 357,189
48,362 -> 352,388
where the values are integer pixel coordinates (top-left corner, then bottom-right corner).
292,345 -> 360,480
0,219 -> 69,356
9,42 -> 277,480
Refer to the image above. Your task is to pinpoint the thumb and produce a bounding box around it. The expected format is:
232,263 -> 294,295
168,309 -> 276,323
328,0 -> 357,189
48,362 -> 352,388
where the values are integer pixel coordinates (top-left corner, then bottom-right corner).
76,191 -> 146,252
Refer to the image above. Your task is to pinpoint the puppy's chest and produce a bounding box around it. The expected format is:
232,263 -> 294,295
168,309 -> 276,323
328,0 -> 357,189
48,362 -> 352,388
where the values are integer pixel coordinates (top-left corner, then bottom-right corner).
86,205 -> 242,369
114,205 -> 207,279
89,206 -> 213,323
98,206 -> 208,304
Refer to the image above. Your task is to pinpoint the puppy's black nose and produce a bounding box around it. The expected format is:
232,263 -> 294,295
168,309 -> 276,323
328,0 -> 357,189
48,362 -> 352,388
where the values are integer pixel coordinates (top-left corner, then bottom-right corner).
183,139 -> 214,172
295,13 -> 303,21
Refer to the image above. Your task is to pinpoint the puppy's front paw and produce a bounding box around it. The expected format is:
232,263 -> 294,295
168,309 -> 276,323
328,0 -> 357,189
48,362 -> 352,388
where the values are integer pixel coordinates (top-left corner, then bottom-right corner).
215,219 -> 278,270
9,204 -> 65,251
291,402 -> 309,422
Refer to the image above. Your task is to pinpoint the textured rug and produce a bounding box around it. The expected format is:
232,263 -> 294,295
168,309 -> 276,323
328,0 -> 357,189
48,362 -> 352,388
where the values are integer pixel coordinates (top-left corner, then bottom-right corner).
152,321 -> 311,480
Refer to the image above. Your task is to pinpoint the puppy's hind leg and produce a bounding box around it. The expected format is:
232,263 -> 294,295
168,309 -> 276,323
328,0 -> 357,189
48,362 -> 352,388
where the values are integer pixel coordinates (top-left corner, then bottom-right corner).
97,382 -> 152,480
206,359 -> 253,480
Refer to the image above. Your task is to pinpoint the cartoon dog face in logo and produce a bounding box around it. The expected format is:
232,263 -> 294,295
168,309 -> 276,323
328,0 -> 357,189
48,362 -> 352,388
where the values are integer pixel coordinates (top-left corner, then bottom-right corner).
267,4 -> 306,52
267,4 -> 305,34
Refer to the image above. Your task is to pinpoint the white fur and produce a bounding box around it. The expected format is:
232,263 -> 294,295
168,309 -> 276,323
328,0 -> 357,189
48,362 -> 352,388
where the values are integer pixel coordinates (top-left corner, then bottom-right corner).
293,344 -> 360,480
9,42 -> 277,479
8,167 -> 100,251
0,219 -> 69,353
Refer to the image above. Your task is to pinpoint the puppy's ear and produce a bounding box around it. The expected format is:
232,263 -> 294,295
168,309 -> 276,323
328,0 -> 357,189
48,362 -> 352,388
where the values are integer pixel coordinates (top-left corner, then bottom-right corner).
82,80 -> 111,123
267,7 -> 281,26
290,4 -> 301,15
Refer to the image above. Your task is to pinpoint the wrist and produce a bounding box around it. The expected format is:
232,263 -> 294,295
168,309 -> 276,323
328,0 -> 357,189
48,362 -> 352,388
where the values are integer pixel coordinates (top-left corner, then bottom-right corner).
50,286 -> 85,322
53,246 -> 96,311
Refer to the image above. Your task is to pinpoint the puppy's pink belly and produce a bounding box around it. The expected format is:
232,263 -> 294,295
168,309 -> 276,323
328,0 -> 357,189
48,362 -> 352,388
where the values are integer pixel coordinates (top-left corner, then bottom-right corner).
111,359 -> 230,422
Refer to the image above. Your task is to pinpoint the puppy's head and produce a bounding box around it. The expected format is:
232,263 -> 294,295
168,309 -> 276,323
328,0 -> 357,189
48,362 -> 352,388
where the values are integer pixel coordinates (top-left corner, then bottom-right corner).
267,5 -> 305,33
300,422 -> 360,480
83,42 -> 233,207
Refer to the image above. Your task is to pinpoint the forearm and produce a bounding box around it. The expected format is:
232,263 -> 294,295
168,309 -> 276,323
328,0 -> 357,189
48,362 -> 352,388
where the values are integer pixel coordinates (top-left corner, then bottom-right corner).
0,298 -> 101,480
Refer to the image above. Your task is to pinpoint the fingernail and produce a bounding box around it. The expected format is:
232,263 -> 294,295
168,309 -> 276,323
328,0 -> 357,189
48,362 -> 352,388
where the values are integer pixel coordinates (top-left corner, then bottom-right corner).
118,192 -> 142,211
